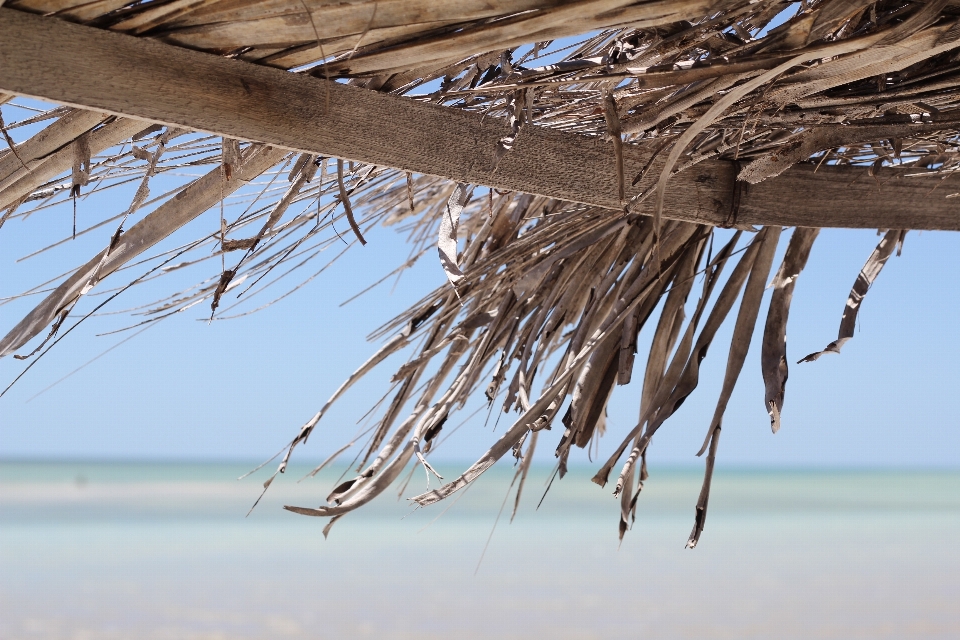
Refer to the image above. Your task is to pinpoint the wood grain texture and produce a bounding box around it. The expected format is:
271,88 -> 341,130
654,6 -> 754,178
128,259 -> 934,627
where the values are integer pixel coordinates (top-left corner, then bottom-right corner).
1,7 -> 958,231
742,164 -> 960,231
0,7 -> 733,225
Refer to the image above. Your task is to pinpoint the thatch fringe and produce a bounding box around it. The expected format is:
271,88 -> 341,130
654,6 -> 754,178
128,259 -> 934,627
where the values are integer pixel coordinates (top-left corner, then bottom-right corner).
1,0 -> 954,543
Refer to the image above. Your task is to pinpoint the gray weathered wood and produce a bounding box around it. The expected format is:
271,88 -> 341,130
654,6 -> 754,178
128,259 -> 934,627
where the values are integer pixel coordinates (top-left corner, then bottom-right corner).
743,164 -> 960,231
0,7 -> 958,231
0,7 -> 733,225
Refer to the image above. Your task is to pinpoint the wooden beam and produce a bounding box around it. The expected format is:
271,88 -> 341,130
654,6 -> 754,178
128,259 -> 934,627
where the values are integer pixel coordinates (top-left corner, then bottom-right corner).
0,7 -> 729,223
745,164 -> 960,231
0,7 -> 958,232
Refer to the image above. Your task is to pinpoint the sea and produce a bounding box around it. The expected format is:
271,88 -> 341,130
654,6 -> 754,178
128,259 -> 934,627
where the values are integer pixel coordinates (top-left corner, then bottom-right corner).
1,461 -> 958,639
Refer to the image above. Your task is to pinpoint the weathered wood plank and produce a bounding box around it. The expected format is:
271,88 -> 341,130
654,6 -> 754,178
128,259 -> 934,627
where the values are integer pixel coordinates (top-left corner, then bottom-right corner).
0,7 -> 958,232
0,6 -> 733,225
743,164 -> 960,231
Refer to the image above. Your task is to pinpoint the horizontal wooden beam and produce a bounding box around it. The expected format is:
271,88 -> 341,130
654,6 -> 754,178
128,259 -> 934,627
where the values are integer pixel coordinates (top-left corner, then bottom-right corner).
0,7 -> 727,222
745,163 -> 960,231
0,7 -> 958,232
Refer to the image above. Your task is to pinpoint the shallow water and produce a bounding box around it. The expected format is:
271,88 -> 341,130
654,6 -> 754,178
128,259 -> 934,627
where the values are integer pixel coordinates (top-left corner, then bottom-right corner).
1,461 -> 958,639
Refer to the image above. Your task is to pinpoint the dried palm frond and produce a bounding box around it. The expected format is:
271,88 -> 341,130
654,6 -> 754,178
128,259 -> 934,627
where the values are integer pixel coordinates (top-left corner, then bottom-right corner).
2,0 -> 956,543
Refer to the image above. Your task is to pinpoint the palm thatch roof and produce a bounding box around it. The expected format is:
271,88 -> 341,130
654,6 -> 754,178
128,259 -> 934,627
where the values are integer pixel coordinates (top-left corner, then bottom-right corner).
0,0 -> 957,545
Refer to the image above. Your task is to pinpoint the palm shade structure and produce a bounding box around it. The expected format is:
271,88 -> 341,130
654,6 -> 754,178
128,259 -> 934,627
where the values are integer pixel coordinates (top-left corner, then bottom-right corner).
0,0 -> 957,545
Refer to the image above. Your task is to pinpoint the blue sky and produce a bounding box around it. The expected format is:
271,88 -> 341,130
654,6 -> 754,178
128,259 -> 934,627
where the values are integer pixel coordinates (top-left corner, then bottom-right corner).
2,25 -> 959,471
2,173 -> 958,468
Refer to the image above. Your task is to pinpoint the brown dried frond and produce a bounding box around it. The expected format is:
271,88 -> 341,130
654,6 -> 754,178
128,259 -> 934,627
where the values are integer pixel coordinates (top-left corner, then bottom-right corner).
2,0 -> 956,544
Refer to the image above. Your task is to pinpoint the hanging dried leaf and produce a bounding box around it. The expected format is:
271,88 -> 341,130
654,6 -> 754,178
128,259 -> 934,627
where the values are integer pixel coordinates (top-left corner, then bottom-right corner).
762,227 -> 819,433
438,182 -> 470,288
696,225 -> 782,456
799,229 -> 905,363
3,0 -> 958,550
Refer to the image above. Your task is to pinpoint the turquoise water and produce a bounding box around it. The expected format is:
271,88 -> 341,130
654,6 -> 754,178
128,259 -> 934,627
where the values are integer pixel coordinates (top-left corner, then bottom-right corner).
1,461 -> 958,639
